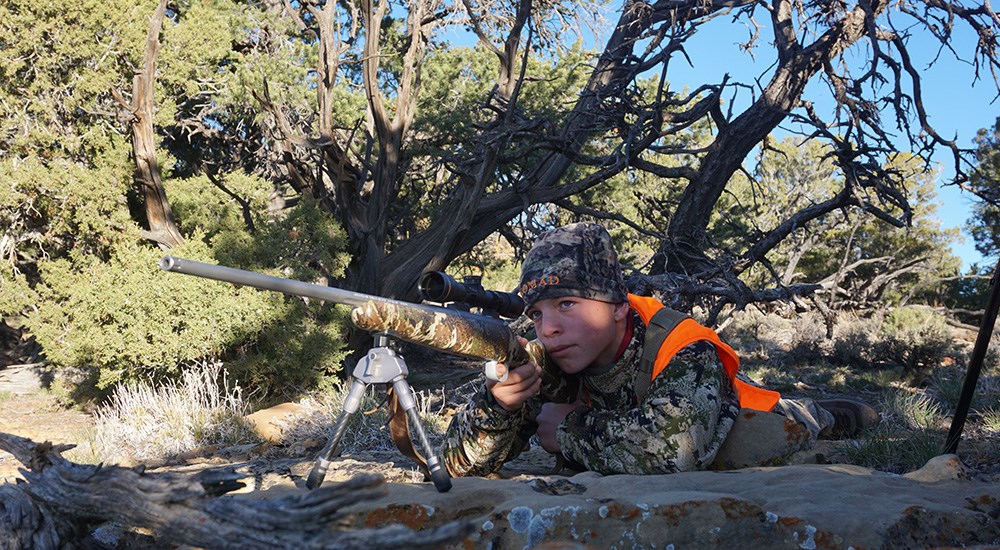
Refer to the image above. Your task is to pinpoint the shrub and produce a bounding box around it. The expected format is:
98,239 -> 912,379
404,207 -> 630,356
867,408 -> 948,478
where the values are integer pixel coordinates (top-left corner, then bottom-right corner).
22,240 -> 276,387
5,166 -> 353,397
873,306 -> 955,385
784,311 -> 829,362
0,155 -> 135,275
93,361 -> 257,463
719,307 -> 781,362
830,312 -> 883,368
18,239 -> 348,394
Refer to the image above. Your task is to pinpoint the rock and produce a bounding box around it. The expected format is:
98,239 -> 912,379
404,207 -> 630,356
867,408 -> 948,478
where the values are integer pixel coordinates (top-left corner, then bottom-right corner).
245,453 -> 1000,549
10,424 -> 996,548
0,363 -> 47,395
245,402 -> 314,444
903,453 -> 976,482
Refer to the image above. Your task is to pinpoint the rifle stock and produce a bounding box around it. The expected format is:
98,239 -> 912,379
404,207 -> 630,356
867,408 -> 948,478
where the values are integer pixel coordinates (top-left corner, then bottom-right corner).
159,256 -> 537,366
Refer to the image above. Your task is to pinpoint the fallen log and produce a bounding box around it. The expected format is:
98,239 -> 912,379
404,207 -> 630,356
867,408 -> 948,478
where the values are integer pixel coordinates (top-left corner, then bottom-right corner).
0,432 -> 473,549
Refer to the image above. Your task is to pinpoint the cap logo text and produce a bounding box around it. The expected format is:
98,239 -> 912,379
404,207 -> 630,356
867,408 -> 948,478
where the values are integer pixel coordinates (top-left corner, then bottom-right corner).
521,275 -> 560,294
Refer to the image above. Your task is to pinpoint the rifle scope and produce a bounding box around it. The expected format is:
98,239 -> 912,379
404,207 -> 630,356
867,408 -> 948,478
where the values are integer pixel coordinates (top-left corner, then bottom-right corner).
418,271 -> 525,319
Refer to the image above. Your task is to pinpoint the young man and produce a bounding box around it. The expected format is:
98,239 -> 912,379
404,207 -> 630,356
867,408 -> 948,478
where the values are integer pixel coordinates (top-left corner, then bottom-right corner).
441,222 -> 876,477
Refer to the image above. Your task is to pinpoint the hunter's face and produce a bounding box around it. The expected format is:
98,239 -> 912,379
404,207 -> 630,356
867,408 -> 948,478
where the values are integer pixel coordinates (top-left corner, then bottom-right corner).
526,296 -> 628,374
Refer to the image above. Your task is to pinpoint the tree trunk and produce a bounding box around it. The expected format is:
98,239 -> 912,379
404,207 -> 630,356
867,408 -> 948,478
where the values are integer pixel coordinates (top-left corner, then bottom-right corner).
379,0 -> 654,298
654,0 -> 871,275
129,0 -> 185,249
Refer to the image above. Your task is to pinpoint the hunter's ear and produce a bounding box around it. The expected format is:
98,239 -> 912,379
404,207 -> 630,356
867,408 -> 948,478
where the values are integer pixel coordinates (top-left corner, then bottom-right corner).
613,301 -> 629,321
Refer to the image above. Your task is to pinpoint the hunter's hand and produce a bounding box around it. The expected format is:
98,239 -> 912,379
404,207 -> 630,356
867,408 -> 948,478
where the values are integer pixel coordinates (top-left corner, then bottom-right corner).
537,401 -> 587,453
488,362 -> 541,412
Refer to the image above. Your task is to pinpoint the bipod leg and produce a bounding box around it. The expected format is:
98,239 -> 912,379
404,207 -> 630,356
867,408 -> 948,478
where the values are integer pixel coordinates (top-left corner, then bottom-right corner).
306,378 -> 367,489
392,377 -> 452,492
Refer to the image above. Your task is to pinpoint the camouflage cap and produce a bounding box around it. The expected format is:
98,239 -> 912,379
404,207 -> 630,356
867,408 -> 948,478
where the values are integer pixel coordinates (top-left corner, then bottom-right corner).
519,222 -> 628,307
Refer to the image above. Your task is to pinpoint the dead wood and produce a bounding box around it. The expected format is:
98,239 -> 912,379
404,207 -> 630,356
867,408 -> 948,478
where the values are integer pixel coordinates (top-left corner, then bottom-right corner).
0,433 -> 473,549
119,0 -> 185,249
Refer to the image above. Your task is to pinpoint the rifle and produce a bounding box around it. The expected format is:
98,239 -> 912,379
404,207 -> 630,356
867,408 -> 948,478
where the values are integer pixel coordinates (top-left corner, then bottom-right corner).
159,256 -> 540,492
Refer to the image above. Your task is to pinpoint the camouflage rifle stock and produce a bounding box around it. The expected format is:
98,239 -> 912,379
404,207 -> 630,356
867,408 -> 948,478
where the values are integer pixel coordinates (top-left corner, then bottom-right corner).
159,256 -> 540,367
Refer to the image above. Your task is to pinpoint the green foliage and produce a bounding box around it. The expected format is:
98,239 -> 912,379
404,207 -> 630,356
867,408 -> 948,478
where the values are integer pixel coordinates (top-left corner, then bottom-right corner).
874,306 -> 955,385
0,0 -> 357,400
968,117 -> 1000,258
16,186 -> 352,394
165,173 -> 350,279
156,0 -> 242,126
22,241 -> 263,386
0,154 -> 135,274
3,160 -> 351,396
0,0 -> 153,160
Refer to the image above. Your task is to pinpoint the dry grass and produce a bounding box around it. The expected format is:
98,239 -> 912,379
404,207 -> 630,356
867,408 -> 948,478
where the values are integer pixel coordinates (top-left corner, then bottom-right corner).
90,360 -> 455,465
92,360 -> 257,463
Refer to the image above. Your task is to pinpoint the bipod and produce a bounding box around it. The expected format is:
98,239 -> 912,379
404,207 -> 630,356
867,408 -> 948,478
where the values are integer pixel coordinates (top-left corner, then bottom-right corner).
305,333 -> 452,492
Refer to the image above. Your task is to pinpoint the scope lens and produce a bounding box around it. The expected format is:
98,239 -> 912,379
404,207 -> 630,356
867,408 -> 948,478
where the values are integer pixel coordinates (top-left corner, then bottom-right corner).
419,271 -> 463,302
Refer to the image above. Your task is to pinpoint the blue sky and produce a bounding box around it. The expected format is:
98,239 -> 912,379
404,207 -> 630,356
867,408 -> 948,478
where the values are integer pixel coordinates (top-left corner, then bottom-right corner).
658,19 -> 998,270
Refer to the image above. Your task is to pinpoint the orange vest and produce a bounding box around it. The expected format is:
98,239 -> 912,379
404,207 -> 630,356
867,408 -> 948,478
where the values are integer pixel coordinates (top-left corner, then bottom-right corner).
628,294 -> 781,412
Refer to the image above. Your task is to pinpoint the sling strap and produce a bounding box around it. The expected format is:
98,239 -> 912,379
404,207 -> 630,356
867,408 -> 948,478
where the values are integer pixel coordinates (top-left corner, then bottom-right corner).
630,294 -> 780,411
634,307 -> 688,403
387,387 -> 432,481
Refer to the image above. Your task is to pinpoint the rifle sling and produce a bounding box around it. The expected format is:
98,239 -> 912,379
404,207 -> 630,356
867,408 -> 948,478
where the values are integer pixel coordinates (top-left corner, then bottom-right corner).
387,387 -> 432,481
634,307 -> 690,403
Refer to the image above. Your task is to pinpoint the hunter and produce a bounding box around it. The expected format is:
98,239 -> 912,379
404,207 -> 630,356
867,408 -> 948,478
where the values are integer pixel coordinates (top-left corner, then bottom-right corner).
441,222 -> 877,476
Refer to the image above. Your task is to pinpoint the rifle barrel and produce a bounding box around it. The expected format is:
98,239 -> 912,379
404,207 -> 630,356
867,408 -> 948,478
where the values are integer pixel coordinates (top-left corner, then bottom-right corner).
159,256 -> 410,310
160,256 -> 534,366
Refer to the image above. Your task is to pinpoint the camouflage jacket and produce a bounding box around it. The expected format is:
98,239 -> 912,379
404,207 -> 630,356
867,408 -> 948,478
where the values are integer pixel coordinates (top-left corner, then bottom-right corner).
441,307 -> 741,476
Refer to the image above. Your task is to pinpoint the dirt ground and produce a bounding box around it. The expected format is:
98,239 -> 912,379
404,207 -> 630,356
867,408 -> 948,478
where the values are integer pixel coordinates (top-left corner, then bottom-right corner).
0,391 -> 96,482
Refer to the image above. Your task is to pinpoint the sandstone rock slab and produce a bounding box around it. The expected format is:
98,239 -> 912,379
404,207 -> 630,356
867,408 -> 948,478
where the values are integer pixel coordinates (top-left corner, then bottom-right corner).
283,456 -> 1000,549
